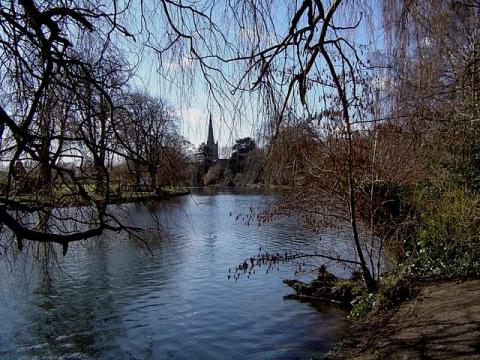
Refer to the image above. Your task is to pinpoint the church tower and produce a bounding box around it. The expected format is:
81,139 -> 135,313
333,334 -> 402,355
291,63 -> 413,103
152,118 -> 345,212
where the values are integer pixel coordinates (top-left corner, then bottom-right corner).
206,114 -> 218,160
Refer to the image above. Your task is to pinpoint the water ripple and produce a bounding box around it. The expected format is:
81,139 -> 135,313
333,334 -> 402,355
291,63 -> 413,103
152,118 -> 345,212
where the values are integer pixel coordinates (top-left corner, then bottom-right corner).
0,189 -> 347,359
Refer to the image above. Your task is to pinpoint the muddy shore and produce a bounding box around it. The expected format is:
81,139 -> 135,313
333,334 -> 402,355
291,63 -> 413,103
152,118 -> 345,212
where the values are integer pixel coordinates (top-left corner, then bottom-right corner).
325,279 -> 480,359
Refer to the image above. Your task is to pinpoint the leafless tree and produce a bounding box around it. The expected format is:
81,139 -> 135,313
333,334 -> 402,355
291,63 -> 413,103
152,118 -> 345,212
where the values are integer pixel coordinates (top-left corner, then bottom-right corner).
72,40 -> 130,195
221,0 -> 380,290
116,92 -> 185,190
0,1 -> 142,253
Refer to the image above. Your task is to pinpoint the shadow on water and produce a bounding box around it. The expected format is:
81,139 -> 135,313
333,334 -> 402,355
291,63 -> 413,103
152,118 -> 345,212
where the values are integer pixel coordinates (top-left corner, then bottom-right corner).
0,188 -> 350,359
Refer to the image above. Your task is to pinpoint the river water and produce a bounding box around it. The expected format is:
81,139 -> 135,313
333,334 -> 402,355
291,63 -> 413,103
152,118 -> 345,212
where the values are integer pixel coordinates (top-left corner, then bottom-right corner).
0,188 -> 350,359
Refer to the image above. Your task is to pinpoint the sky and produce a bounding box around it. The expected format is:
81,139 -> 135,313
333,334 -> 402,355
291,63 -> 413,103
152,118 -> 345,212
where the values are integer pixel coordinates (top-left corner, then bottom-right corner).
126,0 -> 384,149
122,13 -> 228,149
130,70 -> 259,149
124,0 -> 294,149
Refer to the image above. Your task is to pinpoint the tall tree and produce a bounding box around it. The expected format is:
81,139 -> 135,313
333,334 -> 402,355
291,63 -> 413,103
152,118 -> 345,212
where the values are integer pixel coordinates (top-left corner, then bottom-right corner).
117,92 -> 183,190
0,1 -> 140,252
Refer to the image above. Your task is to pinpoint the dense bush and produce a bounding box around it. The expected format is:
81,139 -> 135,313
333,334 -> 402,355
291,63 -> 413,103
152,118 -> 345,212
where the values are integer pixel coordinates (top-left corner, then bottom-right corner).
408,182 -> 480,277
351,293 -> 375,318
203,163 -> 225,186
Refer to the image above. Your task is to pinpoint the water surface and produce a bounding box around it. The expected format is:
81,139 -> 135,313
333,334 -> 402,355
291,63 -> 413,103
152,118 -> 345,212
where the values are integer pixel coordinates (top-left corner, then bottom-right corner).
0,188 -> 349,359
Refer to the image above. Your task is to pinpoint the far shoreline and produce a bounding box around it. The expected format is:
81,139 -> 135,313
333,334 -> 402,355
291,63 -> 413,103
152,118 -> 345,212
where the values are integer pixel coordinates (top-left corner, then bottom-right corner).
3,188 -> 191,209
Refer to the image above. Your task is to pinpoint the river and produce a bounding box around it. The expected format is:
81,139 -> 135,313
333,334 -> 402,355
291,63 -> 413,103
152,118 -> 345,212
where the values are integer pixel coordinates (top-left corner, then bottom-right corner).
0,188 -> 350,359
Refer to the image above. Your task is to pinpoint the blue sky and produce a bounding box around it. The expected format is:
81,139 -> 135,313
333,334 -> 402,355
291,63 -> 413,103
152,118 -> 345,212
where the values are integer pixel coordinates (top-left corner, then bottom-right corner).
125,0 -> 294,148
127,0 -> 384,148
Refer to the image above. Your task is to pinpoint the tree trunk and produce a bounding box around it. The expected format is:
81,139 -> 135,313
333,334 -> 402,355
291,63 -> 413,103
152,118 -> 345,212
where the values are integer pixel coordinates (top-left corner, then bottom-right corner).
321,46 -> 377,292
149,167 -> 157,192
95,165 -> 105,195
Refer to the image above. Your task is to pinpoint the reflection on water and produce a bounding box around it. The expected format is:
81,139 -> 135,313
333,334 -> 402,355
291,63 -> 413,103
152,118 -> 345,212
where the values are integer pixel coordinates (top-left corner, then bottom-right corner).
0,188 -> 349,359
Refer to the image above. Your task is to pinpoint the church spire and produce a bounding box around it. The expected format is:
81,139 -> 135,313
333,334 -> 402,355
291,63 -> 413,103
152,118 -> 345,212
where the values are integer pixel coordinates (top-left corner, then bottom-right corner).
206,114 -> 218,160
207,113 -> 215,147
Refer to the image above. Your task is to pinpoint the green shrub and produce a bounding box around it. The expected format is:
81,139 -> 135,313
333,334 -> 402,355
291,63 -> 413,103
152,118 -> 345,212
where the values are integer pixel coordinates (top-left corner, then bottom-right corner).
351,293 -> 374,318
331,279 -> 364,303
409,185 -> 480,277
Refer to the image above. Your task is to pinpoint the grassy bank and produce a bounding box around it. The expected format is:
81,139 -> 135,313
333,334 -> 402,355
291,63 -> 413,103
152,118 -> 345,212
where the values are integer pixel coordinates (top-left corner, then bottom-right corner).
3,186 -> 190,208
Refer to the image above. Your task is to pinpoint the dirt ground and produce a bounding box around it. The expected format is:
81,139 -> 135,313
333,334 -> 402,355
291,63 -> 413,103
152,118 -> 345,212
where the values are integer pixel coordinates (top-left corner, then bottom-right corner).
327,279 -> 480,359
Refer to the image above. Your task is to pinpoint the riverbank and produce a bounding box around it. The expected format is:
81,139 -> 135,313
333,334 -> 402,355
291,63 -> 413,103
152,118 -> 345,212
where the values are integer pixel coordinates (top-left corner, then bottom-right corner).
326,279 -> 480,359
189,183 -> 292,193
9,188 -> 190,208
108,188 -> 190,204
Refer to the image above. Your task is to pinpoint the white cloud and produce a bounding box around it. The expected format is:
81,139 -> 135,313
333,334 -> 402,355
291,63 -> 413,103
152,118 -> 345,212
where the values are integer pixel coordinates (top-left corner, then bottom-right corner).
165,55 -> 193,70
180,107 -> 208,147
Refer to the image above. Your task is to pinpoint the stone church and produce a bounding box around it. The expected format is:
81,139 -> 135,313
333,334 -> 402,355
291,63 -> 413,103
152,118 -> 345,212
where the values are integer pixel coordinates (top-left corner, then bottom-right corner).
195,115 -> 231,186
206,114 -> 218,161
